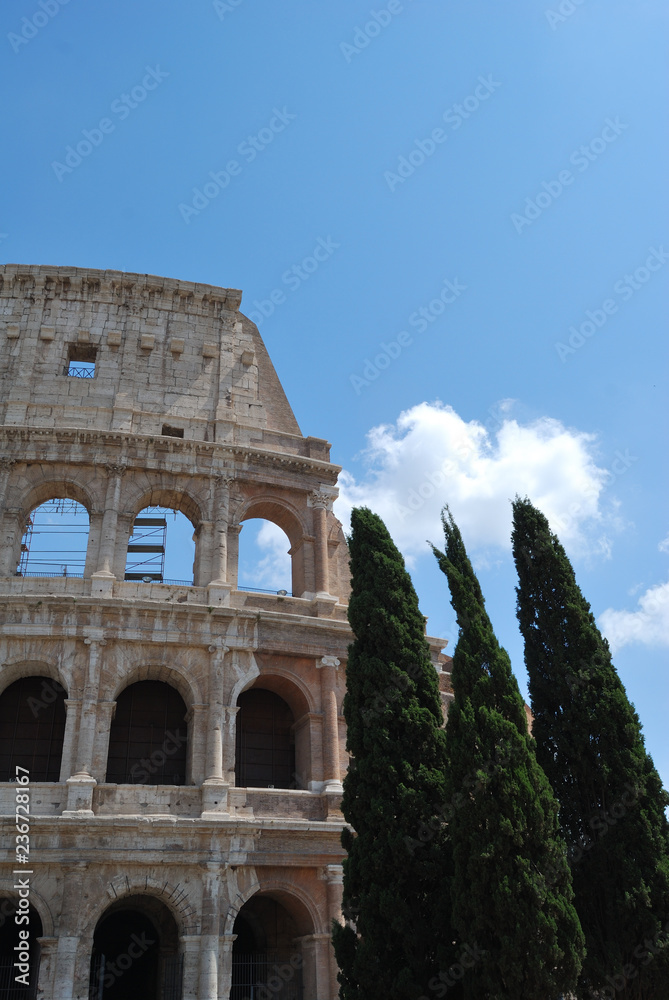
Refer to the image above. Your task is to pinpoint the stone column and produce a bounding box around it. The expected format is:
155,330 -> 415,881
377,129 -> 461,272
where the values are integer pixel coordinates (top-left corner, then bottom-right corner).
64,633 -> 105,815
180,935 -> 201,1000
226,522 -> 241,592
317,657 -> 342,790
58,699 -> 82,783
296,933 -> 331,1000
218,933 -> 237,1000
208,475 -> 234,604
324,865 -> 344,1000
0,458 -> 20,577
53,863 -> 87,1000
92,464 -> 126,596
202,643 -> 230,817
198,863 -> 222,999
187,704 -> 207,785
35,936 -> 58,999
308,490 -> 334,596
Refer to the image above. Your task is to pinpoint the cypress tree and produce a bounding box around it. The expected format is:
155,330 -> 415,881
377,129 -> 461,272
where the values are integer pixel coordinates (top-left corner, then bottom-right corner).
432,506 -> 584,999
332,507 -> 452,1000
512,496 -> 669,998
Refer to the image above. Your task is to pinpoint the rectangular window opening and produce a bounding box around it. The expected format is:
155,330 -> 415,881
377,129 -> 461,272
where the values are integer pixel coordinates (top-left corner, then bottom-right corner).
66,343 -> 97,378
161,424 -> 184,438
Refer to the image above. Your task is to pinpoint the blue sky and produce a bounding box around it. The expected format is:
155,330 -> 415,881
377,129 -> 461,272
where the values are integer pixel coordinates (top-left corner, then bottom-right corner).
3,1 -> 668,783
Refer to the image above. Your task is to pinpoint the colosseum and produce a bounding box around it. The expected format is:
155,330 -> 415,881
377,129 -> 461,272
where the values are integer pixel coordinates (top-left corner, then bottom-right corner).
0,263 -> 450,1000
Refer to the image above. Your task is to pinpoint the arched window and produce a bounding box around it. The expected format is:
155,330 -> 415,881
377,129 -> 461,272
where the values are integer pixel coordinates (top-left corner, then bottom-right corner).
124,506 -> 195,585
106,681 -> 188,785
18,499 -> 89,578
231,895 -> 306,999
238,518 -> 292,595
0,899 -> 42,999
89,896 -> 181,1000
235,689 -> 295,789
0,677 -> 66,782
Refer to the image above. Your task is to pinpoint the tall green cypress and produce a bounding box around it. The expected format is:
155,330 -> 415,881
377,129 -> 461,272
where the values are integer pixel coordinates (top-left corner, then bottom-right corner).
332,507 -> 452,1000
512,496 -> 669,998
432,507 -> 584,999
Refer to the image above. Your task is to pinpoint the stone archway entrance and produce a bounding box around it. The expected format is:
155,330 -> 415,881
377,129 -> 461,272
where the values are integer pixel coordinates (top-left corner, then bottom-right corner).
88,896 -> 182,1000
231,895 -> 304,1000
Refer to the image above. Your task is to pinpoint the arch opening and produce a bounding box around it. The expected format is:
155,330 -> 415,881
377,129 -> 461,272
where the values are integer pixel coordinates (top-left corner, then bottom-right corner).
0,677 -> 66,782
106,682 -> 188,786
0,899 -> 42,999
231,895 -> 305,1000
235,689 -> 296,790
237,518 -> 292,596
89,896 -> 181,1000
17,498 -> 90,579
124,506 -> 195,586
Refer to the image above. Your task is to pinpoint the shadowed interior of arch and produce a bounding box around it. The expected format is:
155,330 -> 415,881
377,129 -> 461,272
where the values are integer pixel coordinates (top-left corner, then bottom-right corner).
238,518 -> 292,595
17,498 -> 90,578
89,895 -> 180,1000
231,895 -> 305,1000
105,681 -> 188,786
124,506 -> 195,585
0,676 -> 66,782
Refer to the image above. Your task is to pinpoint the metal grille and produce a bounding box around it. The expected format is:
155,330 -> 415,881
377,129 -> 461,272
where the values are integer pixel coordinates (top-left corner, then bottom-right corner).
67,363 -> 96,378
231,954 -> 302,1000
88,953 -> 183,999
0,956 -> 38,999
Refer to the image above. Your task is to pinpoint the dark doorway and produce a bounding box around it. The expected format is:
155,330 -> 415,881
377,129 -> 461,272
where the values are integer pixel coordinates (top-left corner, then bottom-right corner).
0,900 -> 42,999
0,677 -> 66,782
235,689 -> 295,789
105,681 -> 187,785
89,900 -> 181,1000
231,897 -> 302,1000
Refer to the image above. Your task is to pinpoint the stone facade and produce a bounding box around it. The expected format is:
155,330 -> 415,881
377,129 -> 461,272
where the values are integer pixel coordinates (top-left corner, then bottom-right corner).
0,264 -> 450,1000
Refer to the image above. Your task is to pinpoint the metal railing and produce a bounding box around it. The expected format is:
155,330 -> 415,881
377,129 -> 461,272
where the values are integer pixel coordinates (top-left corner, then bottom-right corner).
231,953 -> 302,1000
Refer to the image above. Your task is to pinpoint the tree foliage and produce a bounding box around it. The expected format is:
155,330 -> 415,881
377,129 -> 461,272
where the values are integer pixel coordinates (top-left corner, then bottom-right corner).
512,496 -> 669,998
432,506 -> 584,999
332,507 -> 451,1000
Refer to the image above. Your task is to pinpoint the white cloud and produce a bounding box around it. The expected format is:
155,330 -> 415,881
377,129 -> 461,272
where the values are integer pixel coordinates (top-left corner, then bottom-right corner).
335,400 -> 620,564
599,579 -> 669,652
238,520 -> 292,591
659,533 -> 669,554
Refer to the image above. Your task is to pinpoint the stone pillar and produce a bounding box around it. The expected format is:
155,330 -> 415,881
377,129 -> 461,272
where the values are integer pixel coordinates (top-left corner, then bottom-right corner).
324,865 -> 344,1000
222,706 -> 239,784
64,633 -> 105,814
297,933 -> 331,1000
35,936 -> 58,999
188,704 -> 208,786
91,464 -> 126,596
317,657 -> 342,790
180,935 -> 201,1000
53,864 -> 86,1000
218,933 -> 237,1000
58,699 -> 82,783
227,522 -> 241,591
0,458 -> 20,576
308,492 -> 332,596
202,643 -> 230,817
208,476 -> 234,604
198,863 -> 222,999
